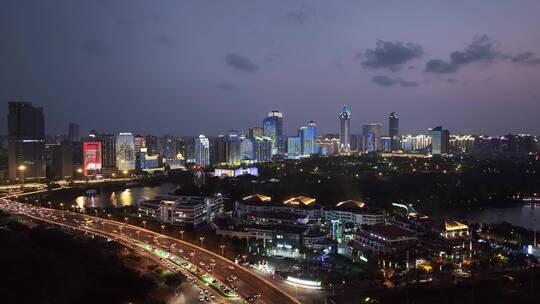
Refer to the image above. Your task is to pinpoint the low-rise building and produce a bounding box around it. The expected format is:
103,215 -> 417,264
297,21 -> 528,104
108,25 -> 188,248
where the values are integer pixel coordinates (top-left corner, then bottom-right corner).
324,200 -> 385,226
138,195 -> 224,226
350,224 -> 418,255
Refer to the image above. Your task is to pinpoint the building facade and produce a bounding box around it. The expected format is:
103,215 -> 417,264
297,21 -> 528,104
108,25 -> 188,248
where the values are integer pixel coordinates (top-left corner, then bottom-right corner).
339,106 -> 351,154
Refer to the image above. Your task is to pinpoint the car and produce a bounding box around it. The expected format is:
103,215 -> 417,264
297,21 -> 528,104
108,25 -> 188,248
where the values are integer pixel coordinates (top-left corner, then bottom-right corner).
210,259 -> 215,263
227,265 -> 234,270
199,262 -> 205,266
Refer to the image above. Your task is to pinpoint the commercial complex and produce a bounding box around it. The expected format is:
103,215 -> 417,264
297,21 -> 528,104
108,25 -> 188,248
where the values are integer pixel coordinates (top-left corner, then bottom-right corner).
138,195 -> 224,226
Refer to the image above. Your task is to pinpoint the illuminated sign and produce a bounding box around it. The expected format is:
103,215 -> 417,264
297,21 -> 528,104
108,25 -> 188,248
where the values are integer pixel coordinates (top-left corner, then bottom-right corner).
83,141 -> 102,176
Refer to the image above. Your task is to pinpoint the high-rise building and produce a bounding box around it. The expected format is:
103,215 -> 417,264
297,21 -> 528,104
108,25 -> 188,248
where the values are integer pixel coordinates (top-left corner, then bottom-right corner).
263,110 -> 284,155
430,126 -> 450,155
287,136 -> 302,159
83,141 -> 102,176
8,102 -> 46,181
194,135 -> 210,167
226,131 -> 242,165
389,112 -> 399,151
253,136 -> 272,162
68,123 -> 80,143
339,106 -> 351,154
116,132 -> 135,171
52,143 -> 73,179
240,136 -> 254,161
249,127 -> 264,138
298,121 -> 317,156
362,123 -> 383,152
98,134 -> 116,168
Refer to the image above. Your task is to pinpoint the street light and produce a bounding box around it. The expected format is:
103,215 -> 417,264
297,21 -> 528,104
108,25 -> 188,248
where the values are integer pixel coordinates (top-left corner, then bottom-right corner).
180,230 -> 184,240
142,220 -> 147,229
190,251 -> 195,265
18,165 -> 26,184
199,236 -> 205,248
220,244 -> 225,256
124,217 -> 128,224
48,201 -> 52,208
136,230 -> 140,240
161,224 -> 165,234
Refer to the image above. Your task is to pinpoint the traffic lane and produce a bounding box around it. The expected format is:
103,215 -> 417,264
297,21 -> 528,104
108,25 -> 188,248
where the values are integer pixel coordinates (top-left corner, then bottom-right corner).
9,205 -> 298,304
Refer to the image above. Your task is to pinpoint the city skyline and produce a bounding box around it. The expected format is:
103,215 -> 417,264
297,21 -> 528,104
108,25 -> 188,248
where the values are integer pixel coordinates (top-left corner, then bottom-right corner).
2,1 -> 540,136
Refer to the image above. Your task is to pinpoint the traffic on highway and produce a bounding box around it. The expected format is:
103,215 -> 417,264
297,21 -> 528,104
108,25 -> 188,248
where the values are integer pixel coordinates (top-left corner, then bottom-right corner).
0,199 -> 300,304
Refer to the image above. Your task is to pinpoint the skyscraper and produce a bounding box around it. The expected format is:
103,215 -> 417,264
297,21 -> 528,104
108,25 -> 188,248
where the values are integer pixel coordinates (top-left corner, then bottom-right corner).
116,132 -> 135,171
68,123 -> 80,143
8,102 -> 46,181
300,121 -> 318,156
389,112 -> 399,151
263,110 -> 284,155
339,106 -> 351,154
287,136 -> 302,159
194,135 -> 210,167
430,126 -> 450,155
249,127 -> 264,138
362,123 -> 383,152
253,136 -> 272,162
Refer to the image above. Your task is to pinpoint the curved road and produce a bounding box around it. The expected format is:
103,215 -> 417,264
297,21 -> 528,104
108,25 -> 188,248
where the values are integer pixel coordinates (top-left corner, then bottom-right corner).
0,200 -> 300,304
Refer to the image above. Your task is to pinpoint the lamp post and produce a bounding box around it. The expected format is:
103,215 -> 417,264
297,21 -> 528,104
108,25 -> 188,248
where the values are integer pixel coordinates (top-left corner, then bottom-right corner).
161,224 -> 165,234
48,201 -> 52,209
190,251 -> 195,265
180,230 -> 184,240
136,230 -> 140,241
59,203 -> 64,217
142,220 -> 147,229
124,217 -> 128,224
76,168 -> 83,180
107,214 -> 112,220
220,244 -> 225,256
94,209 -> 98,216
199,236 -> 205,248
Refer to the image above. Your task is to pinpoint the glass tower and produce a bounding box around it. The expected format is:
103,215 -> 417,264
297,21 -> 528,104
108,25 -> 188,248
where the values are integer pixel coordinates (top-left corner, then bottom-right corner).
263,110 -> 283,156
339,106 -> 351,154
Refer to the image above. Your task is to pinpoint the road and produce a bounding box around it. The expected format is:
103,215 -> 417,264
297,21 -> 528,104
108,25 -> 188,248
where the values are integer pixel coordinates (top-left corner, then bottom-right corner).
0,200 -> 301,304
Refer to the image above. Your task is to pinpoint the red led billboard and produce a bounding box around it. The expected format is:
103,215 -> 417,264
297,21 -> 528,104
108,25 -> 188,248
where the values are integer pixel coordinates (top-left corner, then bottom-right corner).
83,141 -> 102,176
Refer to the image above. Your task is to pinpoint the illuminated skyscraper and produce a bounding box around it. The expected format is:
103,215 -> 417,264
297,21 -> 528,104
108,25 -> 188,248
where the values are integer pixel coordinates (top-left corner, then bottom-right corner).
287,136 -> 302,159
339,106 -> 351,154
194,135 -> 210,167
115,132 -> 135,171
7,102 -> 46,180
263,110 -> 284,155
362,123 -> 383,152
430,126 -> 449,155
300,121 -> 318,156
253,136 -> 272,162
389,112 -> 399,151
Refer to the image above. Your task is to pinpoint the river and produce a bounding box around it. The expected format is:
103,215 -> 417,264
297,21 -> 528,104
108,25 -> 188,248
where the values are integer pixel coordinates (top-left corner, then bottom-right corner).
458,204 -> 540,230
72,182 -> 179,209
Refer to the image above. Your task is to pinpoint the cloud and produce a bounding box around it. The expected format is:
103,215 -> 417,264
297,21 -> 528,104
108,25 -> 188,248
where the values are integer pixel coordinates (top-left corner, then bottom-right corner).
285,5 -> 317,25
225,54 -> 259,72
360,40 -> 423,70
425,35 -> 499,73
507,52 -> 540,66
82,40 -> 114,57
372,76 -> 418,88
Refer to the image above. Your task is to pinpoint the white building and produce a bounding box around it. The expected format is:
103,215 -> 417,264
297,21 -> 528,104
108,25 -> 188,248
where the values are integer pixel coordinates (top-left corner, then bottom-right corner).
138,195 -> 224,226
194,135 -> 210,167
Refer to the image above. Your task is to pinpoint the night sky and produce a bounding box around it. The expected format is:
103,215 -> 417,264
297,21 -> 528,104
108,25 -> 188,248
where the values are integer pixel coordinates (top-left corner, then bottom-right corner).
2,1 -> 540,136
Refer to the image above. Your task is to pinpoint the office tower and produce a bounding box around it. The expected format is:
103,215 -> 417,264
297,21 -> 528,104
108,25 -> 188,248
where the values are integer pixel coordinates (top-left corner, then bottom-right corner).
263,110 -> 284,155
389,112 -> 399,151
134,135 -> 146,152
240,136 -> 254,161
362,123 -> 383,152
83,141 -> 102,176
381,136 -> 392,152
210,135 -> 227,165
52,143 -> 73,179
249,127 -> 264,138
8,102 -> 46,181
350,134 -> 362,152
299,121 -> 317,156
226,131 -> 242,165
339,106 -> 351,154
253,136 -> 272,162
68,123 -> 80,143
287,136 -> 302,159
116,132 -> 135,171
97,134 -> 116,168
162,135 -> 179,160
145,135 -> 160,156
430,126 -> 450,155
194,135 -> 210,167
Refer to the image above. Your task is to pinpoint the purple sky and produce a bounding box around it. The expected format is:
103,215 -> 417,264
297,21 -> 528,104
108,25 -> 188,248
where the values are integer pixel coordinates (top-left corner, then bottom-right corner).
1,1 -> 540,136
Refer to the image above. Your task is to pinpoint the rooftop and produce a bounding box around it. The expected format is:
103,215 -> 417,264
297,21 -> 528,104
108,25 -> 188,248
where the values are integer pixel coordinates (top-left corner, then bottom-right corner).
368,224 -> 416,239
336,200 -> 366,209
283,196 -> 316,206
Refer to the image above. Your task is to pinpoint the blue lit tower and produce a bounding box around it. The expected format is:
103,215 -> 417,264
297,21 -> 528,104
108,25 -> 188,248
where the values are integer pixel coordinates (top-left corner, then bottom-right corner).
263,110 -> 284,156
339,106 -> 351,154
